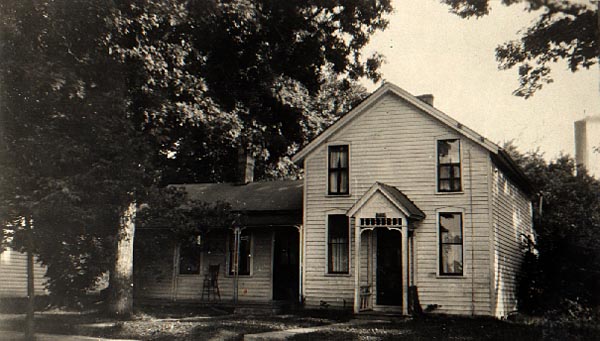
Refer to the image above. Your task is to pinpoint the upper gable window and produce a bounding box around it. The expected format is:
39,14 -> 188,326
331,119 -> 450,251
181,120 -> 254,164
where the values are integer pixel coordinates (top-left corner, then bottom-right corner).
437,139 -> 462,192
328,145 -> 349,195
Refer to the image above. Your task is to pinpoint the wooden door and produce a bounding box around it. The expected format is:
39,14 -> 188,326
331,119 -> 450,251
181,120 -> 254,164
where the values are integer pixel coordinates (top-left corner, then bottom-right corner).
272,229 -> 299,301
376,227 -> 402,306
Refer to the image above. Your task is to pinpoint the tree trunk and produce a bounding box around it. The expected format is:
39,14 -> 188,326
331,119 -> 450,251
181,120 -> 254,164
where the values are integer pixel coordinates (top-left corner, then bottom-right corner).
107,201 -> 136,317
25,218 -> 35,339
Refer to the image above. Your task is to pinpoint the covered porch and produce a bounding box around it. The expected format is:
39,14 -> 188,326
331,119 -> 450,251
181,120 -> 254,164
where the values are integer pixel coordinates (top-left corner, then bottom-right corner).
347,182 -> 425,314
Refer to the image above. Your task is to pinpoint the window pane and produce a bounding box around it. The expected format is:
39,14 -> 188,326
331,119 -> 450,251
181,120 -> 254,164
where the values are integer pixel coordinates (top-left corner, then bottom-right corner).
239,235 -> 251,275
179,240 -> 201,275
452,179 -> 462,191
339,171 -> 348,193
440,213 -> 462,243
453,165 -> 461,177
329,172 -> 339,193
330,150 -> 341,168
328,215 -> 349,273
441,244 -> 463,274
329,146 -> 348,168
439,179 -> 451,191
439,165 -> 451,178
438,139 -> 460,164
229,231 -> 251,275
328,146 -> 349,194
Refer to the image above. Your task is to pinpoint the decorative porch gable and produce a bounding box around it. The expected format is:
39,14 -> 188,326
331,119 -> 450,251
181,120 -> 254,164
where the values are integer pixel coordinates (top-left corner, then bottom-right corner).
347,182 -> 424,314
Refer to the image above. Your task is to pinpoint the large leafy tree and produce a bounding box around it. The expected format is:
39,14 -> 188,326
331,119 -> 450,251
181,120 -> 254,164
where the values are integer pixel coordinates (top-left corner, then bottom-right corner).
109,0 -> 390,183
504,144 -> 600,315
0,0 -> 156,313
442,0 -> 598,98
1,0 -> 391,318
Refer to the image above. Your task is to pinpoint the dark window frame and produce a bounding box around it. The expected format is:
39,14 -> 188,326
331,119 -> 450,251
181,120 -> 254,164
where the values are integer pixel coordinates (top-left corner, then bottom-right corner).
228,230 -> 252,276
328,145 -> 349,195
327,214 -> 350,274
438,212 -> 464,276
437,139 -> 462,192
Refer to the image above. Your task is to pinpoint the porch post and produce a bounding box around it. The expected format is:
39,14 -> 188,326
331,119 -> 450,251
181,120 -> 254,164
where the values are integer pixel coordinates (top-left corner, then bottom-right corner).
401,223 -> 409,315
354,218 -> 360,313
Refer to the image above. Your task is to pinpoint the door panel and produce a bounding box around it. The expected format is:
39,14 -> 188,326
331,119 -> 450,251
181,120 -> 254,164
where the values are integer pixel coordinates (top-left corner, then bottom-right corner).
273,229 -> 299,301
376,228 -> 402,306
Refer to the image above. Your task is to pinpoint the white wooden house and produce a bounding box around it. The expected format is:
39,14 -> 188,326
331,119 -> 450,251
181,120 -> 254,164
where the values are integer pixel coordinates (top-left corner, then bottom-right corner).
136,82 -> 533,318
292,82 -> 534,317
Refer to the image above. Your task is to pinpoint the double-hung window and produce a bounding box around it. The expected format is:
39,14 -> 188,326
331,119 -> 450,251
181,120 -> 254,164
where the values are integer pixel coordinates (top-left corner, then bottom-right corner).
229,231 -> 251,276
328,145 -> 349,195
437,139 -> 461,192
439,213 -> 463,275
179,238 -> 201,275
327,214 -> 349,274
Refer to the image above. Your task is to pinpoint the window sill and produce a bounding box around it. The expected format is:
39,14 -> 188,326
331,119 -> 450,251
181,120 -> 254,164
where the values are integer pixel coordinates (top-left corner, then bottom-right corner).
324,272 -> 351,277
434,191 -> 464,195
225,274 -> 252,278
436,274 -> 465,279
325,194 -> 352,198
177,273 -> 202,277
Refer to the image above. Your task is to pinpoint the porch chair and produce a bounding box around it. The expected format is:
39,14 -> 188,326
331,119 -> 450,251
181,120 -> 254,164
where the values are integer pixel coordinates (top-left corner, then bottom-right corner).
201,264 -> 221,301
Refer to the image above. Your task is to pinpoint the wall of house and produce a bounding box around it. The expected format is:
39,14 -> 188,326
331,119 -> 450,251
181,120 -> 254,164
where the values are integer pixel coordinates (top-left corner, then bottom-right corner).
491,164 -> 533,317
0,248 -> 47,297
136,228 -> 274,302
302,92 -> 494,315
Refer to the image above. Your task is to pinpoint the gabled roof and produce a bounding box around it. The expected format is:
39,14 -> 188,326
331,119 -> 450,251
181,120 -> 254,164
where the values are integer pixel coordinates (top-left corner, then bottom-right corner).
292,81 -> 533,196
175,180 -> 303,212
347,182 -> 425,221
292,82 -> 499,163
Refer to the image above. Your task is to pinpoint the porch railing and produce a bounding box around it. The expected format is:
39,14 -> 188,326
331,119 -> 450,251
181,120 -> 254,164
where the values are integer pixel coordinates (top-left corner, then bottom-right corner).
359,285 -> 372,311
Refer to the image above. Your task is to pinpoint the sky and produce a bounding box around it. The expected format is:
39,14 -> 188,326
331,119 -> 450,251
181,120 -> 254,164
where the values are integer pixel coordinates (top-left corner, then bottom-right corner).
361,0 -> 600,160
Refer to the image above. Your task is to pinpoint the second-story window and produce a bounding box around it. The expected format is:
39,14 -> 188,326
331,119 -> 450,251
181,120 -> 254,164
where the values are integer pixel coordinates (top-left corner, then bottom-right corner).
437,139 -> 461,192
328,145 -> 349,195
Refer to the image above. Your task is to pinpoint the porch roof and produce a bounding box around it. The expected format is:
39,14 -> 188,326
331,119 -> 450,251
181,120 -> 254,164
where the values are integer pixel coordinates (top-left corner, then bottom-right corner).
174,180 -> 303,227
347,182 -> 425,221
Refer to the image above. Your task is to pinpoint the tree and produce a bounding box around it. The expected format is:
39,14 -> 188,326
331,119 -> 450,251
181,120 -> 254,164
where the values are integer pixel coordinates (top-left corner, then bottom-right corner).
442,0 -> 598,98
1,0 -> 392,319
108,0 -> 391,183
0,0 -> 155,316
504,144 -> 600,316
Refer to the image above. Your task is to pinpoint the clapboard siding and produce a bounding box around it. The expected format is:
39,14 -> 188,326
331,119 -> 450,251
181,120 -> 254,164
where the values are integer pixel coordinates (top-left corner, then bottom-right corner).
303,93 -> 493,315
136,229 -> 273,302
491,165 -> 533,317
0,248 -> 47,297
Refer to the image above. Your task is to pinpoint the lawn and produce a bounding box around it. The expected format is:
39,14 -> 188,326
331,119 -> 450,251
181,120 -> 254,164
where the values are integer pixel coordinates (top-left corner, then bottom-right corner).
289,315 -> 600,341
0,305 -> 598,340
0,305 -> 338,341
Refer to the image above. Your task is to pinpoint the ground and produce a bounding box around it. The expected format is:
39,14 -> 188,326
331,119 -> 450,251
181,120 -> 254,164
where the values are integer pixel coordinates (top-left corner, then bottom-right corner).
0,304 -> 598,340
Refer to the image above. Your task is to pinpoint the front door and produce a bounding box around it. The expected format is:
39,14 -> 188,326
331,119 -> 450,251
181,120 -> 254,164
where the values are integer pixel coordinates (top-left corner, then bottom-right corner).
376,227 -> 402,306
272,229 -> 299,301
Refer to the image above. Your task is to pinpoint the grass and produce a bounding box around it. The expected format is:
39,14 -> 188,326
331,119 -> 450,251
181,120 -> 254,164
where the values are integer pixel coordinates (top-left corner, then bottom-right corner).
0,305 -> 336,341
0,305 -> 598,340
288,314 -> 600,341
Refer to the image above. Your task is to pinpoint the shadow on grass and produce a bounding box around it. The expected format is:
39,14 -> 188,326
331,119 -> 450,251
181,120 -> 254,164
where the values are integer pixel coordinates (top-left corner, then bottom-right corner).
288,314 -> 600,341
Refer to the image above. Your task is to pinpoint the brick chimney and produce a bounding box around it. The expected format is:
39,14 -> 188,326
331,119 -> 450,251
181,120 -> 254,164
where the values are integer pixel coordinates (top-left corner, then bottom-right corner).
417,94 -> 434,107
237,147 -> 254,185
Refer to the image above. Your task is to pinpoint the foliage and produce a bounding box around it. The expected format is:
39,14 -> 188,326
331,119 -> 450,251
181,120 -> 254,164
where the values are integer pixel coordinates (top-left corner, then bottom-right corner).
134,187 -> 235,282
108,0 -> 388,183
0,0 -> 156,307
504,143 -> 600,316
1,0 -> 389,308
441,0 -> 598,97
